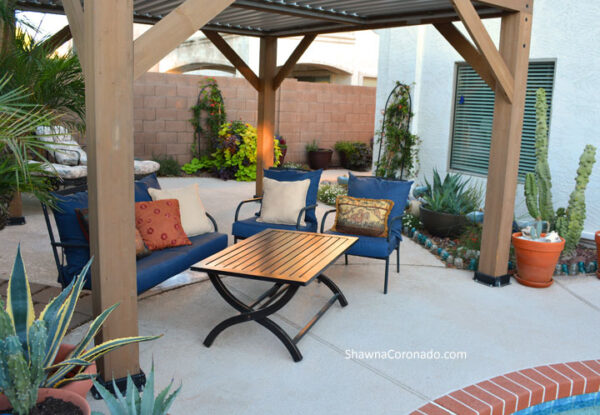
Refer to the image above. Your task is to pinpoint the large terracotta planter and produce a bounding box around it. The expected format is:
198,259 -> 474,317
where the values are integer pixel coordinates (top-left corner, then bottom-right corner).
0,388 -> 91,414
55,344 -> 97,398
595,231 -> 600,279
419,206 -> 468,238
307,149 -> 332,170
512,232 -> 565,288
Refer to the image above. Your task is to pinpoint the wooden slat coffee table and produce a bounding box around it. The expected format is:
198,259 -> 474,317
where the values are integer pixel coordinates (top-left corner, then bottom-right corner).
192,229 -> 357,362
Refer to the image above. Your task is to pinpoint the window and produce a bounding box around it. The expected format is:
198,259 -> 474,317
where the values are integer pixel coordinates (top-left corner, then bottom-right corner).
449,61 -> 556,178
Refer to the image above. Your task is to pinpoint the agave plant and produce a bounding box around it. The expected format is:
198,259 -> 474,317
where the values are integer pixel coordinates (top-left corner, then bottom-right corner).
0,247 -> 160,414
91,364 -> 181,415
422,169 -> 482,216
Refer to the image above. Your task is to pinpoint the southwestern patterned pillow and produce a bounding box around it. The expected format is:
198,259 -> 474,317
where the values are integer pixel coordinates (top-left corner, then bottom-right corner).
332,196 -> 394,238
135,199 -> 191,251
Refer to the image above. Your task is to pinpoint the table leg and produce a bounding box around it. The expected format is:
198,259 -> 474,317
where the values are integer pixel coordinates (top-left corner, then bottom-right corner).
204,272 -> 303,362
317,274 -> 348,307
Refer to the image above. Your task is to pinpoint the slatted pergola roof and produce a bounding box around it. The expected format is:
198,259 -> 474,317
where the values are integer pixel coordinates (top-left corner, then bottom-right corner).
17,0 -> 511,36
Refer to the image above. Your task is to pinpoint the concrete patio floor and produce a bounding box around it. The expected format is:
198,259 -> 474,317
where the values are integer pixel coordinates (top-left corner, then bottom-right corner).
2,172 -> 599,414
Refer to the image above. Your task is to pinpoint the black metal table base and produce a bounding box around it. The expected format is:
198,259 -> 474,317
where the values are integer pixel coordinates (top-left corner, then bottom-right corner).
204,272 -> 347,362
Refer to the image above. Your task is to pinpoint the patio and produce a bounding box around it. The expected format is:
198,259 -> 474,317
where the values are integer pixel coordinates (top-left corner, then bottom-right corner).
3,174 -> 599,414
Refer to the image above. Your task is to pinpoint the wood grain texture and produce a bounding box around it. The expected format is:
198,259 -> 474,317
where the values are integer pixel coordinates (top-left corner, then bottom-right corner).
194,230 -> 357,285
475,0 -> 531,13
63,0 -> 85,73
273,34 -> 317,90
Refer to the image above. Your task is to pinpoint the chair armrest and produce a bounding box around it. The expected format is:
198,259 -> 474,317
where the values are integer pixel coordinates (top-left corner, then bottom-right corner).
234,197 -> 263,222
320,209 -> 337,233
51,242 -> 90,249
387,215 -> 404,242
296,204 -> 317,229
205,212 -> 218,232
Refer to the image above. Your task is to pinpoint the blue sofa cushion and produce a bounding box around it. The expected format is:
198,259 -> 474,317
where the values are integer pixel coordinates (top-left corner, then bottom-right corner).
232,217 -> 317,239
347,173 -> 413,239
263,168 -> 322,224
52,174 -> 162,286
135,232 -> 228,293
325,230 -> 398,259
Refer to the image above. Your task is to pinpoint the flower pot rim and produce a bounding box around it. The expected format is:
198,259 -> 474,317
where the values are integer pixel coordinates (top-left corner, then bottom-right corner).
308,148 -> 333,153
512,232 -> 565,245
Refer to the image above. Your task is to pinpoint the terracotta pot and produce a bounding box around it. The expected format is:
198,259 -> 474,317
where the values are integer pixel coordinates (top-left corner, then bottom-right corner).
419,206 -> 468,238
0,388 -> 91,414
512,232 -> 565,288
55,344 -> 97,398
307,149 -> 332,170
595,231 -> 600,279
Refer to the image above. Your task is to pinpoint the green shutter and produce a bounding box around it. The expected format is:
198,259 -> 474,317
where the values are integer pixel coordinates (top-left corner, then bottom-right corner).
449,61 -> 555,178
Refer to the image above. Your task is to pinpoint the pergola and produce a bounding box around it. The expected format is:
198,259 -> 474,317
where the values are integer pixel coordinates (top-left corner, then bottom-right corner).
15,0 -> 533,387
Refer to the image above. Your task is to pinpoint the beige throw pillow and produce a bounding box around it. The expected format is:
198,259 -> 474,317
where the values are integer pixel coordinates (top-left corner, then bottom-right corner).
148,183 -> 213,237
257,177 -> 310,226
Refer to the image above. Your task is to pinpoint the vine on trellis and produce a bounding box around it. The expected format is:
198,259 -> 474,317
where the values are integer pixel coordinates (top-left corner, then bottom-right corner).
375,81 -> 421,180
189,77 -> 226,158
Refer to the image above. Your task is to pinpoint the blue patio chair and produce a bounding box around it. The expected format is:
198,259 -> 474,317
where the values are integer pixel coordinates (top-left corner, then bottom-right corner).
320,173 -> 413,294
232,168 -> 322,242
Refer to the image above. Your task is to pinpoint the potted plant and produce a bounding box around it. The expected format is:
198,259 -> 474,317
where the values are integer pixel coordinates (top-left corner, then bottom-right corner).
512,222 -> 565,288
0,248 -> 160,414
275,135 -> 287,165
334,141 -> 372,171
92,364 -> 181,415
419,169 -> 482,237
306,140 -> 332,170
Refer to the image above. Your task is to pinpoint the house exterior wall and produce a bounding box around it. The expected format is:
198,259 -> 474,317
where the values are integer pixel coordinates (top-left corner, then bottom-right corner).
133,72 -> 376,166
376,1 -> 600,238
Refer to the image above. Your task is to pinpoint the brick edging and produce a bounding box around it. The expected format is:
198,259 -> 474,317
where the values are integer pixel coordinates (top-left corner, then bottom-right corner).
410,360 -> 600,415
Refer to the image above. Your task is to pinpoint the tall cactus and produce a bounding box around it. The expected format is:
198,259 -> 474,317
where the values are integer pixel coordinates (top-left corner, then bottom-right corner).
525,89 -> 555,222
556,145 -> 597,253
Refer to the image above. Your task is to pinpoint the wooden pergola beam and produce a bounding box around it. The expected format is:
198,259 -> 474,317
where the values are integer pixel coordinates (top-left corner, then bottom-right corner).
434,22 -> 496,90
40,24 -> 72,53
133,0 -> 234,80
201,29 -> 260,91
62,0 -> 85,73
273,34 -> 317,90
475,0 -> 531,13
451,0 -> 514,102
256,37 -> 277,195
83,0 -> 138,380
477,8 -> 533,283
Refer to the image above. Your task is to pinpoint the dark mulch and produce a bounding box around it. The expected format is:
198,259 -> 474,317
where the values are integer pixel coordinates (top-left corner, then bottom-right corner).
3,398 -> 83,415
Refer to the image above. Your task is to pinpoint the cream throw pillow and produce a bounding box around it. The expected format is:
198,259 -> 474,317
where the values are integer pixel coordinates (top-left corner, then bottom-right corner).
257,177 -> 310,226
148,183 -> 213,236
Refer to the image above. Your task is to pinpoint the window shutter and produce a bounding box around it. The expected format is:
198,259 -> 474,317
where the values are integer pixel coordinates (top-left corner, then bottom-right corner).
449,61 -> 555,178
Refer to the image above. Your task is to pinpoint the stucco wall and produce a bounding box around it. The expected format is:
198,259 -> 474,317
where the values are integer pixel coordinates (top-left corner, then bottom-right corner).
376,1 -> 600,238
133,72 -> 376,166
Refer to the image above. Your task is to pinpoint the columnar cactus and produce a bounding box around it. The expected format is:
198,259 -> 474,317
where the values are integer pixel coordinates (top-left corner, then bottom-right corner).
525,88 -> 555,222
556,145 -> 597,253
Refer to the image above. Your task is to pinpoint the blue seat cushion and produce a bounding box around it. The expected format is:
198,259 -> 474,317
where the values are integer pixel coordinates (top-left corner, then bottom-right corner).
232,217 -> 317,239
52,174 -> 162,287
347,173 -> 413,239
263,168 -> 322,224
325,230 -> 398,259
135,232 -> 228,293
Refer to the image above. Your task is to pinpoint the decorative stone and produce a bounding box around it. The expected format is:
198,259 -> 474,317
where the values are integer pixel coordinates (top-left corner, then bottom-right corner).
454,257 -> 464,269
588,261 -> 598,273
430,244 -> 438,252
441,250 -> 449,261
413,231 -> 420,241
508,261 -> 514,270
554,264 -> 562,276
437,247 -> 443,255
425,239 -> 432,249
578,262 -> 586,274
561,264 -> 569,275
468,258 -> 478,271
446,255 -> 454,264
569,263 -> 578,276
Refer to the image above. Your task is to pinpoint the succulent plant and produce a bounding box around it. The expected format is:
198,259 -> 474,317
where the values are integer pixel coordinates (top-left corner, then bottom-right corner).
0,247 -> 160,414
422,169 -> 482,216
91,364 -> 181,415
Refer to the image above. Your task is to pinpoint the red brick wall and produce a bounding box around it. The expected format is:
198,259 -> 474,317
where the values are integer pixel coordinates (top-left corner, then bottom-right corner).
134,72 -> 376,165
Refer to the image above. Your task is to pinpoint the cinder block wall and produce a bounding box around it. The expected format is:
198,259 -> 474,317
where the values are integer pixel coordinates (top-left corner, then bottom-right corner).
134,72 -> 376,165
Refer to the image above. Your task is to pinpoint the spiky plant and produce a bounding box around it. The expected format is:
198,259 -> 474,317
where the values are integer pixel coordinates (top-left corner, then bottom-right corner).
91,364 -> 181,415
0,247 -> 161,413
422,169 -> 482,216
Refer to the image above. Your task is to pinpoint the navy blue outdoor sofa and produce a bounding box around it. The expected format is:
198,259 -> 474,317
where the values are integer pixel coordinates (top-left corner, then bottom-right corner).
42,174 -> 228,294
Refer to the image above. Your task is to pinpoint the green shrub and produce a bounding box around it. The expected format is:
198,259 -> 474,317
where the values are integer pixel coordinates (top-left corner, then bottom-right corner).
152,154 -> 181,177
334,141 -> 372,171
422,169 -> 482,215
317,183 -> 347,205
305,140 -> 319,152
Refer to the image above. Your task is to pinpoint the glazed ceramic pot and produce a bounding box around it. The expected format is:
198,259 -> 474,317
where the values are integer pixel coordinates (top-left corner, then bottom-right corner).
512,232 -> 565,288
419,206 -> 468,238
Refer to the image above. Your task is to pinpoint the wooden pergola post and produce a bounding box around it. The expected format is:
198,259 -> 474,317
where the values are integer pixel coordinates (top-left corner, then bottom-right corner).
84,0 -> 139,381
256,36 -> 277,195
477,7 -> 533,285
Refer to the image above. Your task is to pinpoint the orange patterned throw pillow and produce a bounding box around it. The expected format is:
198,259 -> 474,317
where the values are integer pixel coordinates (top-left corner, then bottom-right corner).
332,196 -> 394,238
135,199 -> 191,251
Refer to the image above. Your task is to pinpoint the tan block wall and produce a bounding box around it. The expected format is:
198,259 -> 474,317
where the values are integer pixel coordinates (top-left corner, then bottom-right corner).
134,72 -> 376,166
